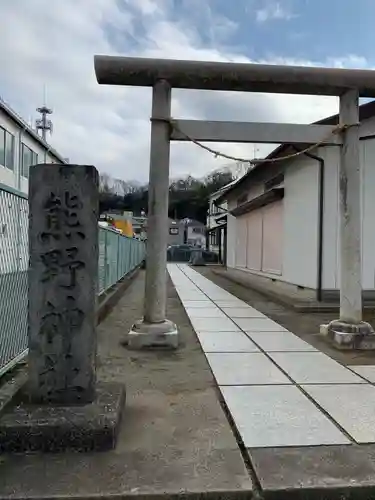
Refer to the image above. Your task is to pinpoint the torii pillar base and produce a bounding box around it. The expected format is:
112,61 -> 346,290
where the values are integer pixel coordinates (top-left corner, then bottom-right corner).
320,320 -> 375,350
126,319 -> 179,350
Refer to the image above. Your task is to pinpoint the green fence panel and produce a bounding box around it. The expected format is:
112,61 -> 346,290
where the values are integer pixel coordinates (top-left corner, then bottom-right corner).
97,227 -> 145,296
98,228 -> 107,294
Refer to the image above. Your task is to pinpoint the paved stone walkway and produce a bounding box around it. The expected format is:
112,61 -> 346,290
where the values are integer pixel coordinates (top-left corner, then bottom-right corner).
168,264 -> 375,448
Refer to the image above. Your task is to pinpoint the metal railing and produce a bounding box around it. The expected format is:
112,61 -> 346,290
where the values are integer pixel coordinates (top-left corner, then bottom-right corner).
98,227 -> 145,295
0,183 -> 145,376
0,183 -> 28,377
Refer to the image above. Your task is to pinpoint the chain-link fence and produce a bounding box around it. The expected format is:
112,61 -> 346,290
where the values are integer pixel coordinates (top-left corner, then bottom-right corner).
0,183 -> 145,376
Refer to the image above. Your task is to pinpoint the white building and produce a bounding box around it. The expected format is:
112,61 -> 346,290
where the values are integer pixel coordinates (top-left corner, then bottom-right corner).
217,100 -> 375,302
206,180 -> 237,261
180,218 -> 206,247
0,99 -> 66,274
0,98 -> 66,194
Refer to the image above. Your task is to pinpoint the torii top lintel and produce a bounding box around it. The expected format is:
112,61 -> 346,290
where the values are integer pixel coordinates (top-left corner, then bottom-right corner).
94,55 -> 375,97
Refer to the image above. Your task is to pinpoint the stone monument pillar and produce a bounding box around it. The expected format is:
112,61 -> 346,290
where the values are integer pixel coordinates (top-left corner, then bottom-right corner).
0,165 -> 125,452
28,164 -> 98,404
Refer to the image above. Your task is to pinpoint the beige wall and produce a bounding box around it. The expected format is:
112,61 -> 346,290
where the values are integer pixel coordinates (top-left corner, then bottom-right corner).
234,201 -> 283,275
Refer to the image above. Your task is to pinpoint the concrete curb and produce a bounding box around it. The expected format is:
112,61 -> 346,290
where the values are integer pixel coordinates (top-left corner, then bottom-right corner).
210,268 -> 311,311
97,266 -> 142,325
211,268 -> 375,313
0,491 -> 253,500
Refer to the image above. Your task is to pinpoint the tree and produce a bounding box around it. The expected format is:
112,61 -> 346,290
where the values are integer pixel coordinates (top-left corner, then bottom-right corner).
98,169 -> 234,223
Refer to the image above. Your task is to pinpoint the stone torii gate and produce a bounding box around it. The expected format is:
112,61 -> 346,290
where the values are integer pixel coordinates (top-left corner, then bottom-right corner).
94,55 -> 375,350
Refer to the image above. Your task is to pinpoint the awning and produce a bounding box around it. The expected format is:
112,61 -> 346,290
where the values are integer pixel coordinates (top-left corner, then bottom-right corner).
230,187 -> 284,217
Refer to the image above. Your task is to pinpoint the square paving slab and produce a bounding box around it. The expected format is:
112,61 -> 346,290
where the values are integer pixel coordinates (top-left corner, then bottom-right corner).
269,352 -> 366,384
176,289 -> 201,295
220,385 -> 350,448
182,300 -> 213,308
206,352 -> 291,385
178,293 -> 208,301
249,445 -> 375,498
207,294 -> 237,301
190,317 -> 240,332
185,307 -> 226,318
214,300 -> 250,308
350,365 -> 375,383
222,307 -> 266,318
247,331 -> 317,352
196,331 -> 260,353
302,384 -> 375,444
237,317 -> 288,332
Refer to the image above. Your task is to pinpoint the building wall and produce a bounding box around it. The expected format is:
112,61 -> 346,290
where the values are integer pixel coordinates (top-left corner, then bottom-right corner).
321,137 -> 375,291
226,116 -> 375,293
168,221 -> 184,246
361,139 -> 375,289
320,146 -> 340,290
262,200 -> 283,274
227,186 -> 262,269
186,225 -> 205,246
226,210 -> 236,268
0,107 -> 63,194
282,154 -> 320,288
226,154 -> 321,289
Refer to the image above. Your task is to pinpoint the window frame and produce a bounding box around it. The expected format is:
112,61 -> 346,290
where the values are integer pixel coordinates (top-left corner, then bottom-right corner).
0,127 -> 15,171
21,143 -> 34,179
0,127 -> 5,167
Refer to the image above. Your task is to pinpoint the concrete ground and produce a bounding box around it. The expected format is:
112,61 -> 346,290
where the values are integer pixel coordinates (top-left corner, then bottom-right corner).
169,264 -> 375,499
0,270 -> 253,500
200,267 -> 375,367
4,267 -> 375,499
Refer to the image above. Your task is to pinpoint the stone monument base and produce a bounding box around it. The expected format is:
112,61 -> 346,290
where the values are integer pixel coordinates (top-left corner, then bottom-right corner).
0,382 -> 125,453
320,319 -> 375,350
126,319 -> 179,350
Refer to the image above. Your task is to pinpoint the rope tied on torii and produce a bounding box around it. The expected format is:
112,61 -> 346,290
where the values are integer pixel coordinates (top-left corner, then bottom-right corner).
150,117 -> 360,165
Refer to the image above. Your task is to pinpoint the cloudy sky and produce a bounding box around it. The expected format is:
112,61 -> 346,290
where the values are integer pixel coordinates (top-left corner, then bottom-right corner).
0,0 -> 373,182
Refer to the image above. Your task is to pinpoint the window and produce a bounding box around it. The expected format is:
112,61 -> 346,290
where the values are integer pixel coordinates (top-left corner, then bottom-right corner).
169,227 -> 179,235
32,152 -> 39,166
211,202 -> 219,215
210,233 -> 217,246
0,127 -> 15,170
21,143 -> 34,178
5,132 -> 15,170
192,227 -> 203,234
0,128 -> 4,167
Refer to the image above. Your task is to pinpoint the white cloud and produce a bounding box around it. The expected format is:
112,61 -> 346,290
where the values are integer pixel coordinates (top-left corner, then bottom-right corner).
255,2 -> 295,22
0,0 -> 369,183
